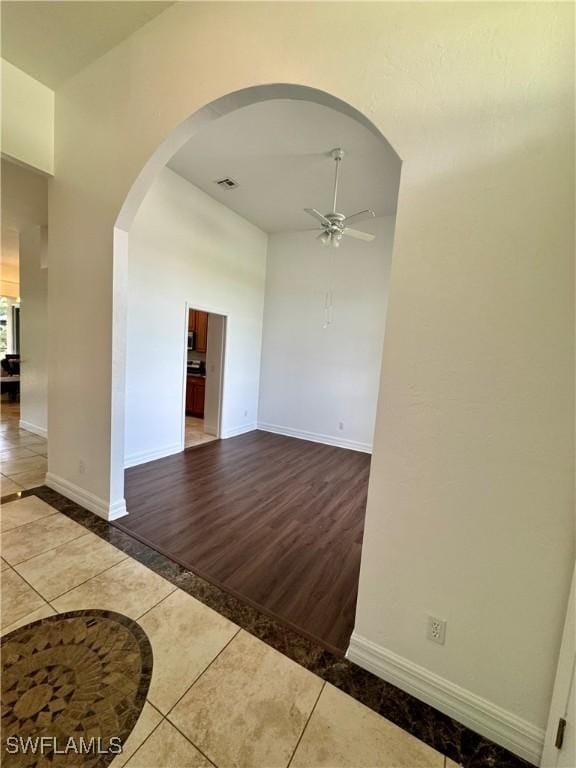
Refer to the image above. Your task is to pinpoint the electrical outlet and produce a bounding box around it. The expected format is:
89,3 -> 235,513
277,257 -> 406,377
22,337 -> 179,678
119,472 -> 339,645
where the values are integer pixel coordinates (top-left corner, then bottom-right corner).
339,421 -> 344,431
244,410 -> 248,418
78,460 -> 86,475
426,615 -> 447,645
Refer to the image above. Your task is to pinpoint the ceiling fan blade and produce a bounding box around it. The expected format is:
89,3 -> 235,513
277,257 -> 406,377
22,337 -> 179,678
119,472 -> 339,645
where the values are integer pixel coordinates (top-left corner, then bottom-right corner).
343,227 -> 376,242
304,208 -> 331,226
343,209 -> 376,227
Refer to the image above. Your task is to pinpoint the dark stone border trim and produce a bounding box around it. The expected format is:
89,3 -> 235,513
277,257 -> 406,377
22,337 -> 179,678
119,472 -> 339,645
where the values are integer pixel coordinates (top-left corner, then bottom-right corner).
6,486 -> 534,768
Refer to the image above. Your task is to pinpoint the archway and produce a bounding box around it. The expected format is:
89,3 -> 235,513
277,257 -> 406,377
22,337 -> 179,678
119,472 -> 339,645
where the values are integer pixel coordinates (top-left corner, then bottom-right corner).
111,83 -> 402,517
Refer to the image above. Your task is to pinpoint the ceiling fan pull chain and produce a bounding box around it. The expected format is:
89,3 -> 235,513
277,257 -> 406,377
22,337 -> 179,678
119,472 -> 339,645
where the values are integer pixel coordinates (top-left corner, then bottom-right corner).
323,290 -> 332,328
323,291 -> 334,328
322,246 -> 335,328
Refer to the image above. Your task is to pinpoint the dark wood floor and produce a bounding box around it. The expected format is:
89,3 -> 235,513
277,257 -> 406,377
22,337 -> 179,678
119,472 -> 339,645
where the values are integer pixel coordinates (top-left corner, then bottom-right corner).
120,430 -> 370,654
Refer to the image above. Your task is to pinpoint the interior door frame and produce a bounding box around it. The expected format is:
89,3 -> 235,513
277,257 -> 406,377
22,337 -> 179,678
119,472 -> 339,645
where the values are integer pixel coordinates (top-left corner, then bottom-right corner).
180,300 -> 228,450
541,563 -> 575,767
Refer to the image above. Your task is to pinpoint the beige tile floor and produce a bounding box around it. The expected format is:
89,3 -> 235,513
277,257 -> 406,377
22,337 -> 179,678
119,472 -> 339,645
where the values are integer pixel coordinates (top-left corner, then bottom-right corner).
0,494 -> 456,768
185,416 -> 218,449
1,401 -> 48,494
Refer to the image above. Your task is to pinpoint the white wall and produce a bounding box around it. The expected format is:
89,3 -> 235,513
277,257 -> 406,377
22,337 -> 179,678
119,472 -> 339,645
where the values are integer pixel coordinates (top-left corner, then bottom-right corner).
19,226 -> 48,436
1,158 -> 49,292
48,3 -> 574,761
1,159 -> 49,433
125,167 -> 267,466
1,159 -> 49,231
204,313 -> 225,436
1,61 -> 54,175
258,218 -> 394,452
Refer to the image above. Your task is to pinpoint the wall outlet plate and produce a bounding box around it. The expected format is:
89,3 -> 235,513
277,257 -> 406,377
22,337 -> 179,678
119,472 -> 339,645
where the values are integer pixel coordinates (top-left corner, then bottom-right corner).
427,615 -> 447,645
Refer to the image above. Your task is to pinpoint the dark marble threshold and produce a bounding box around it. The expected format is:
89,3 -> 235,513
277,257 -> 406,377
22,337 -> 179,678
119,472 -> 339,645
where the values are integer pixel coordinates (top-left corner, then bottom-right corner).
6,486 -> 534,768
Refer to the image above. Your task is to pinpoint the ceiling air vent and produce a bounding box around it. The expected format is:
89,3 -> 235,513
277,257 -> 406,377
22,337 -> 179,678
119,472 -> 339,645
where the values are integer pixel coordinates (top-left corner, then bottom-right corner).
214,178 -> 239,190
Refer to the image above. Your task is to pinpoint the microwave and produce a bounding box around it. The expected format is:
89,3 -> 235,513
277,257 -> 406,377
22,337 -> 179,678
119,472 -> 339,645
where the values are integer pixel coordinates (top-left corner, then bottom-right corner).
188,359 -> 204,374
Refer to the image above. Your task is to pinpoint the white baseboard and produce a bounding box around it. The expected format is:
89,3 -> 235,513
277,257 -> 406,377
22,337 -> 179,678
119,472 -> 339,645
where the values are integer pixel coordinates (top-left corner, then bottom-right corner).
19,420 -> 48,439
257,422 -> 372,454
347,633 -> 544,766
221,422 -> 257,439
124,442 -> 182,468
45,472 -> 128,521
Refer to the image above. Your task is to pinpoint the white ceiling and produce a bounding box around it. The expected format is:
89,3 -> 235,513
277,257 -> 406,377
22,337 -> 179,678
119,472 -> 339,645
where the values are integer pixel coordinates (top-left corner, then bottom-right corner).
1,1 -> 173,88
167,99 -> 401,234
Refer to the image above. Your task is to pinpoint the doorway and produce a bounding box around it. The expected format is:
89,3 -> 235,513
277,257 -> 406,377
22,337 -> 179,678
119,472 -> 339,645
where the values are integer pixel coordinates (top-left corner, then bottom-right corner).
183,305 -> 226,449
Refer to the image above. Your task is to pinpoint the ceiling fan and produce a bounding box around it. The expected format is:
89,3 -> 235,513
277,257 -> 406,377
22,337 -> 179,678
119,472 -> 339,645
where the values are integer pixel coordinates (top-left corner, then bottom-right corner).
303,148 -> 376,247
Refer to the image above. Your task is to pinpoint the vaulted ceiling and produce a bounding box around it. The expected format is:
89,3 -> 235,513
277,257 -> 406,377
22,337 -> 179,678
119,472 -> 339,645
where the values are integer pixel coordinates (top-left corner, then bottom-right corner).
1,1 -> 172,88
168,99 -> 401,234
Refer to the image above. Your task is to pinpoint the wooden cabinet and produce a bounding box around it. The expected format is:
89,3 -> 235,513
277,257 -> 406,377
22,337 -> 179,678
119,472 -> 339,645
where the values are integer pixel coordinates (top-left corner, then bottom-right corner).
192,379 -> 205,416
188,309 -> 208,353
195,311 -> 208,353
186,376 -> 205,417
185,380 -> 194,414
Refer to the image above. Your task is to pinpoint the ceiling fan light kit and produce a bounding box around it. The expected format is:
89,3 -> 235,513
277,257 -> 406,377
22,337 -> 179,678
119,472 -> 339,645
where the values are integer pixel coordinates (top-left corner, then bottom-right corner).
303,147 -> 376,248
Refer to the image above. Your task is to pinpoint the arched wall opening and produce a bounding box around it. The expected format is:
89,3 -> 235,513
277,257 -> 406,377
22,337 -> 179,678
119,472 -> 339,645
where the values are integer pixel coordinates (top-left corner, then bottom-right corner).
43,5 -> 575,757
110,83 -> 402,517
110,83 -> 401,652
